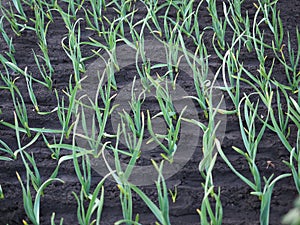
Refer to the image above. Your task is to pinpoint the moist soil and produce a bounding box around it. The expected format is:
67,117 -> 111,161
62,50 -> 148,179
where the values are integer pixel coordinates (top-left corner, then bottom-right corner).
0,1 -> 299,224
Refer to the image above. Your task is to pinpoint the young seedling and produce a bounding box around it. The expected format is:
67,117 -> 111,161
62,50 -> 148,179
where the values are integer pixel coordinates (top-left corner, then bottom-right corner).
30,2 -> 54,89
222,48 -> 242,114
130,160 -> 171,225
83,17 -> 125,88
146,77 -> 186,162
231,0 -> 243,22
179,33 -> 210,115
288,97 -> 300,130
8,111 -> 42,162
74,64 -> 117,158
163,29 -> 181,85
5,61 -> 44,119
183,69 -> 223,179
0,138 -> 16,161
183,58 -> 223,222
117,184 -> 135,225
135,37 -> 152,89
280,96 -> 300,193
17,170 -> 63,225
163,0 -> 200,38
111,0 -> 135,37
242,12 -> 254,52
119,111 -> 145,157
197,152 -> 223,225
20,151 -> 42,192
61,0 -> 84,18
32,50 -> 53,90
192,3 -> 205,47
55,75 -> 81,139
119,80 -> 145,155
73,118 -> 92,197
177,0 -> 197,35
258,173 -> 291,225
42,131 -> 65,160
84,0 -> 106,33
217,94 -> 291,225
273,28 -> 300,93
235,94 -> 269,193
142,0 -> 163,36
240,83 -> 294,154
24,72 -> 39,112
1,72 -> 31,136
251,25 -> 274,92
73,175 -> 108,225
12,0 -> 27,20
0,16 -> 16,64
223,2 -> 253,52
0,1 -> 30,36
273,85 -> 291,138
261,2 -> 283,51
206,0 -> 227,50
283,130 -> 300,193
103,124 -> 143,225
61,18 -> 86,85
168,186 -> 178,203
51,213 -> 64,225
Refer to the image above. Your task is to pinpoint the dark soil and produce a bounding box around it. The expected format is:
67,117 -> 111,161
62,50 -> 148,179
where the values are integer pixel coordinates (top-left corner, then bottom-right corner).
0,0 -> 299,224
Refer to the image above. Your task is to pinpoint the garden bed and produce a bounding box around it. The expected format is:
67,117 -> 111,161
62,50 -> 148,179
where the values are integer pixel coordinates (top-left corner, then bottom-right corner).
0,0 -> 299,224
